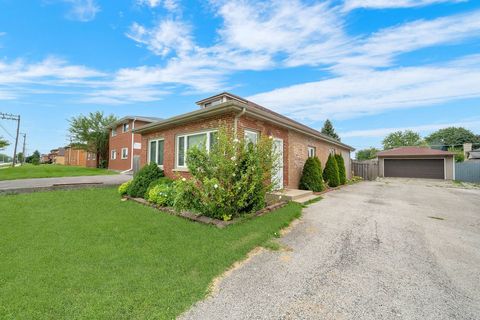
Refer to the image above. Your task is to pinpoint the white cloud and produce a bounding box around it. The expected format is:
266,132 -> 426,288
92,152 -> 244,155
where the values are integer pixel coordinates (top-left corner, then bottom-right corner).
343,0 -> 465,11
64,0 -> 100,22
341,120 -> 480,138
249,55 -> 480,121
137,0 -> 179,11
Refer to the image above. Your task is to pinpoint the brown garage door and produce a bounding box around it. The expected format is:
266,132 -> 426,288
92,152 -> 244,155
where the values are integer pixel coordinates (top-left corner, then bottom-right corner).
384,159 -> 444,179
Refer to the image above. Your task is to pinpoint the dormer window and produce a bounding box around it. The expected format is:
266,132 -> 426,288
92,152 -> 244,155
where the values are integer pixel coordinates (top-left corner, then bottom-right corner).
197,92 -> 246,109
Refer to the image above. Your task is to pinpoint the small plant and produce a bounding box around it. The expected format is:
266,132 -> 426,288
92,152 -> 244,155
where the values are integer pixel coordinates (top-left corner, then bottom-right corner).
323,153 -> 340,187
127,162 -> 164,198
299,157 -> 324,192
118,180 -> 132,196
347,176 -> 363,184
335,154 -> 347,185
146,183 -> 174,207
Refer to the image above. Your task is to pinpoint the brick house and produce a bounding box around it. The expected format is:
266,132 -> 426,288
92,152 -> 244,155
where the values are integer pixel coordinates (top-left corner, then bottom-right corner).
107,116 -> 162,172
64,146 -> 97,167
133,93 -> 354,190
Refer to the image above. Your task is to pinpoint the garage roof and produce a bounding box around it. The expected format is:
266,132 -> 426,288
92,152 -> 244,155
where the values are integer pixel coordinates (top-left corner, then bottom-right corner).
377,146 -> 455,157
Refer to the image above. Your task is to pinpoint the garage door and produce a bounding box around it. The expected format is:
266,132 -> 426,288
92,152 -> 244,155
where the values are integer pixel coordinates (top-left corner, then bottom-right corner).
384,159 -> 444,179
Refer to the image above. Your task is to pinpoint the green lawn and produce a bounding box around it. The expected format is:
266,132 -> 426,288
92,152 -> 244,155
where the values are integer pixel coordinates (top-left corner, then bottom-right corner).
0,188 -> 302,319
0,164 -> 117,180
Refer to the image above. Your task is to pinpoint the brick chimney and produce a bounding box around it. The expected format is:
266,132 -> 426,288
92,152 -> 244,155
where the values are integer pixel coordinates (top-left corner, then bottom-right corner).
463,143 -> 472,159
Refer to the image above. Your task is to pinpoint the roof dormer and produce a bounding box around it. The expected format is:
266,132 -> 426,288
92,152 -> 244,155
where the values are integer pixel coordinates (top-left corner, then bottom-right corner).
195,92 -> 248,109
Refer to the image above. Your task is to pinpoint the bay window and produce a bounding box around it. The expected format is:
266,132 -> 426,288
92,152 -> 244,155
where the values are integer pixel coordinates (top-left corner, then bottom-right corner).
176,130 -> 217,168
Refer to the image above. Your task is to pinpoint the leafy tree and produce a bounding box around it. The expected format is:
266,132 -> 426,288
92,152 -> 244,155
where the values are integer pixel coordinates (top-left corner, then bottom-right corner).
448,147 -> 465,163
356,147 -> 380,161
0,136 -> 9,150
335,154 -> 347,185
299,157 -> 325,192
27,150 -> 41,165
382,130 -> 425,150
321,119 -> 340,141
68,112 -> 117,168
323,153 -> 340,187
425,127 -> 479,149
17,152 -> 24,163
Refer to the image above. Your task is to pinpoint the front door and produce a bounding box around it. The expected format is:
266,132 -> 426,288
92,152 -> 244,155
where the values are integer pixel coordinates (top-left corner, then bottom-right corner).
273,138 -> 284,190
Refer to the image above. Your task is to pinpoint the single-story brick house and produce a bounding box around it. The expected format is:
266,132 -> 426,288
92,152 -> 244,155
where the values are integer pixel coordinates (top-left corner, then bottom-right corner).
132,92 -> 354,190
64,146 -> 97,168
107,116 -> 162,171
377,146 -> 456,180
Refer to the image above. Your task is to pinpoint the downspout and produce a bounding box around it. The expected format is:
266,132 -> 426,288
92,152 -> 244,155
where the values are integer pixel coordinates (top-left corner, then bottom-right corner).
234,107 -> 246,137
121,118 -> 136,174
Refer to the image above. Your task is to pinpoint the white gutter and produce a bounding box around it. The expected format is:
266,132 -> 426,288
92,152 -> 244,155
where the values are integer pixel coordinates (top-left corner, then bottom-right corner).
121,118 -> 136,174
234,107 -> 246,136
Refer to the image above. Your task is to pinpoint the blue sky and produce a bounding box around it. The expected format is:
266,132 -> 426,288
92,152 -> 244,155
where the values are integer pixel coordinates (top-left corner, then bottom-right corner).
0,0 -> 479,157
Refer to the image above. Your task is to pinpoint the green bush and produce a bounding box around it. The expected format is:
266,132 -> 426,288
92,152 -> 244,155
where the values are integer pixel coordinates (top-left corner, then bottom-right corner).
118,180 -> 132,196
299,157 -> 324,192
335,154 -> 347,185
127,162 -> 164,198
323,154 -> 340,187
146,183 -> 174,207
147,177 -> 174,192
173,126 -> 276,220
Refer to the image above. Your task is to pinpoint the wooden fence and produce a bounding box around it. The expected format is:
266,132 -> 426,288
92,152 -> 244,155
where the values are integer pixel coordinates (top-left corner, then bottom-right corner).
352,160 -> 379,181
455,161 -> 480,183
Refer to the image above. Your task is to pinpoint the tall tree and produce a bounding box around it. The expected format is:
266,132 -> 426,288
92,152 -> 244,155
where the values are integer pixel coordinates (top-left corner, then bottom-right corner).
321,119 -> 340,141
356,147 -> 380,161
382,130 -> 425,150
68,112 -> 117,168
0,136 -> 9,150
425,127 -> 479,149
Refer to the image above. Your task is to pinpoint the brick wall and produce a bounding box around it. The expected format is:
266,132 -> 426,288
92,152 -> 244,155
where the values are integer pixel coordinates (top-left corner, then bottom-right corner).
108,120 -> 150,171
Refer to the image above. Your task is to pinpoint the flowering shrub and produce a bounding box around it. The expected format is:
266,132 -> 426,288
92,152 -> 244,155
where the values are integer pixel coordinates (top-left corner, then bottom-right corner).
118,180 -> 132,196
173,126 -> 276,220
146,183 -> 174,207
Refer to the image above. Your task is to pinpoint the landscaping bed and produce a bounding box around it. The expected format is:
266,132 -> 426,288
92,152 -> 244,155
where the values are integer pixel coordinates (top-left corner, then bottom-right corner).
0,187 -> 302,319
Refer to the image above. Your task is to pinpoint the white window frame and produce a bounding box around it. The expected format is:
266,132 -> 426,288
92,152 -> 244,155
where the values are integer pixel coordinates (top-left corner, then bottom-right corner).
111,149 -> 116,160
244,129 -> 259,145
122,123 -> 129,133
111,128 -> 117,137
176,129 -> 217,169
121,147 -> 128,160
308,146 -> 316,158
148,138 -> 165,169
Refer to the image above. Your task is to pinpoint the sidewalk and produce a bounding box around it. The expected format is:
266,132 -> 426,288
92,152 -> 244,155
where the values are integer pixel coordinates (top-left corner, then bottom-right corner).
0,174 -> 132,194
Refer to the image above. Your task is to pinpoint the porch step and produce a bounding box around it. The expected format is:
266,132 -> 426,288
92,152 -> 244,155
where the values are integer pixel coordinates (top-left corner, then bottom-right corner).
267,189 -> 313,203
293,194 -> 321,205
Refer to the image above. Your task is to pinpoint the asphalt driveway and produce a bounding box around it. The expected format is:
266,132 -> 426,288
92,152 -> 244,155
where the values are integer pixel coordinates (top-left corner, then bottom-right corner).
181,179 -> 480,320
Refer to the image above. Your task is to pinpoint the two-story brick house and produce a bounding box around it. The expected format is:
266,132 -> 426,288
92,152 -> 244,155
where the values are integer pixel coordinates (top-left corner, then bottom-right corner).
107,116 -> 162,172
134,93 -> 354,189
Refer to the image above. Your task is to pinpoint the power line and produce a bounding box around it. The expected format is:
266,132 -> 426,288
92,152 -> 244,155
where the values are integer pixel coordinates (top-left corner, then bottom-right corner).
0,122 -> 15,140
0,112 -> 21,167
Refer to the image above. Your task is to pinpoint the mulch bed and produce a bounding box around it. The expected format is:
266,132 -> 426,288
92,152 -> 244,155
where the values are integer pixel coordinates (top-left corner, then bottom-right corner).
123,196 -> 288,228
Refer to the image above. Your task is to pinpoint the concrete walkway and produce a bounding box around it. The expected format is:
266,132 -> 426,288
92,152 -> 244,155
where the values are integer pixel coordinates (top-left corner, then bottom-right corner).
181,179 -> 480,320
0,174 -> 131,193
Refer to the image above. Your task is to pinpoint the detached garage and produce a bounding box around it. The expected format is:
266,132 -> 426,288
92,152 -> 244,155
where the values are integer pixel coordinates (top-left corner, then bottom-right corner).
377,147 -> 456,180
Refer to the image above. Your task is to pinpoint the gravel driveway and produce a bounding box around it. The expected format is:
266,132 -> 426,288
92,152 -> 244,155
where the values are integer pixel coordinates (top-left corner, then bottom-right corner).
181,179 -> 480,320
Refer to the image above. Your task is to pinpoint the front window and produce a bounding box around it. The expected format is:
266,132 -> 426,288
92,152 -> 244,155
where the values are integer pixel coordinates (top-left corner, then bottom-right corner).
122,123 -> 129,133
149,139 -> 164,167
121,148 -> 128,159
111,149 -> 116,160
176,130 -> 217,168
244,129 -> 259,145
111,128 -> 117,137
308,146 -> 316,158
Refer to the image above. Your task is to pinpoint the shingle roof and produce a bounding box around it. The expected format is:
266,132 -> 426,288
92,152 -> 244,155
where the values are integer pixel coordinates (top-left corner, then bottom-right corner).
377,146 -> 455,157
106,116 -> 163,129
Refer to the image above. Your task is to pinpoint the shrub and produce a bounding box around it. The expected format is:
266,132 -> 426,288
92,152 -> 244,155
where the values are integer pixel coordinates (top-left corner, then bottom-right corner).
335,154 -> 347,185
323,153 -> 340,187
147,177 -> 174,192
299,157 -> 324,192
146,183 -> 174,207
173,126 -> 276,220
118,180 -> 132,196
127,162 -> 164,198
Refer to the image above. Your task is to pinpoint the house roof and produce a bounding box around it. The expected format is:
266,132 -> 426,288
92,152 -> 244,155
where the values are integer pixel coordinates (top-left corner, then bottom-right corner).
136,92 -> 355,151
106,116 -> 163,129
377,146 -> 455,157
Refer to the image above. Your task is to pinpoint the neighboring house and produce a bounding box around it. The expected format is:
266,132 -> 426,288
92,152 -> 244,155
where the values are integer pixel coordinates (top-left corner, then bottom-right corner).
41,154 -> 50,164
468,148 -> 480,160
377,147 -> 455,180
107,116 -> 162,172
50,147 -> 65,165
64,146 -> 97,168
135,92 -> 354,190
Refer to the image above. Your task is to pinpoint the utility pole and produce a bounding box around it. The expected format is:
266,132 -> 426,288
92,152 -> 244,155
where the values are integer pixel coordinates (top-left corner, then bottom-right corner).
0,112 -> 21,167
21,133 -> 26,165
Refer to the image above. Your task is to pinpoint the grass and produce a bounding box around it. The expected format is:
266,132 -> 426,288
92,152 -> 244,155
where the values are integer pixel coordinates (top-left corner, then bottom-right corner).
0,188 -> 302,319
0,164 -> 117,181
